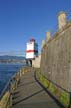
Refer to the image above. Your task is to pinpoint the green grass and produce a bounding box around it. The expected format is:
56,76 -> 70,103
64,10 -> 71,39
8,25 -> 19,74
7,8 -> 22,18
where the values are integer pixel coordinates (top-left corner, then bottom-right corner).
43,78 -> 50,88
60,91 -> 70,107
49,83 -> 57,94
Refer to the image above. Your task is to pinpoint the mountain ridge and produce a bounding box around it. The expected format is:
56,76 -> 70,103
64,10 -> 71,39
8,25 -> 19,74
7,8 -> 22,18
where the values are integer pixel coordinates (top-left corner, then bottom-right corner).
0,55 -> 26,60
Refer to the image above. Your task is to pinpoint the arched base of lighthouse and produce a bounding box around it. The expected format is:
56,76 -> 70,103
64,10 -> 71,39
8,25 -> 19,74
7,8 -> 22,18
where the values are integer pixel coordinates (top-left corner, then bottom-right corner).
26,59 -> 32,67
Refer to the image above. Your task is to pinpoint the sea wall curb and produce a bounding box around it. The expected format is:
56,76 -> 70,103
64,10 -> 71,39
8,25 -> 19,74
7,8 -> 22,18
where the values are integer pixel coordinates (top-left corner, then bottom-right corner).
36,69 -> 71,108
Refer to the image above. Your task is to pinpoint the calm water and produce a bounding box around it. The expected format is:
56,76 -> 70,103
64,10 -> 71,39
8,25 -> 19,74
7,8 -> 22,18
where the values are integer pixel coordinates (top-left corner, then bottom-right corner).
0,63 -> 25,94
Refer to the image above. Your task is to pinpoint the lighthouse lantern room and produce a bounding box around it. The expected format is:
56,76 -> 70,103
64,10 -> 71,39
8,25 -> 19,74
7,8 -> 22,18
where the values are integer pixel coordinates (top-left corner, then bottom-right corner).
26,38 -> 38,59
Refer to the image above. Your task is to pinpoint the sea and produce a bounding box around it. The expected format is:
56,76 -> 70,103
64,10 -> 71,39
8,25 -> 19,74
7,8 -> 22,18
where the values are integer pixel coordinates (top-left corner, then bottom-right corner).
0,63 -> 25,95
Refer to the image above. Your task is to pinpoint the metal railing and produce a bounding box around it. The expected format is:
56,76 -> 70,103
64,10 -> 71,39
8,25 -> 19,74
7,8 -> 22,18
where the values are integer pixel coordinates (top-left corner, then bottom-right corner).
0,69 -> 22,108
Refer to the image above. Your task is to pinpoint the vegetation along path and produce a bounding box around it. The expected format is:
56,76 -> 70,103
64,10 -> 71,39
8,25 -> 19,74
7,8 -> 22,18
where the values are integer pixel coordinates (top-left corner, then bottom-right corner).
12,68 -> 62,108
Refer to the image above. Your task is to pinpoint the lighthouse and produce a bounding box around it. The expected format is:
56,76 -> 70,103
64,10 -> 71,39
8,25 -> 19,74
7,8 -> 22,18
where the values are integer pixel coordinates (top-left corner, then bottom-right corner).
26,38 -> 38,60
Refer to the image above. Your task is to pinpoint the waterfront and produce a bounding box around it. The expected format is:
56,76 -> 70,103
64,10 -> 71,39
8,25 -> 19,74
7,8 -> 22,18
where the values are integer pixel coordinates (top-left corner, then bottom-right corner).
0,63 -> 25,94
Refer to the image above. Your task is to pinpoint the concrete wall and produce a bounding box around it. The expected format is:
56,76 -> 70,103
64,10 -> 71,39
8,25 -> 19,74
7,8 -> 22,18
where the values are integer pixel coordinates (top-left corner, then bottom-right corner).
41,21 -> 71,91
32,55 -> 41,68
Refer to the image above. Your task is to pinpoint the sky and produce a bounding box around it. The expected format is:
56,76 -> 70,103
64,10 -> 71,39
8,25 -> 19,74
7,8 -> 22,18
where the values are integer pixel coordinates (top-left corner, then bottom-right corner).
0,0 -> 71,56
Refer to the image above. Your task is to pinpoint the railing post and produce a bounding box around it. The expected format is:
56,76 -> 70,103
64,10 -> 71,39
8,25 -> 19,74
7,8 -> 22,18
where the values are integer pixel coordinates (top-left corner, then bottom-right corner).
15,73 -> 18,89
9,80 -> 13,108
9,93 -> 12,108
18,71 -> 21,84
20,69 -> 22,77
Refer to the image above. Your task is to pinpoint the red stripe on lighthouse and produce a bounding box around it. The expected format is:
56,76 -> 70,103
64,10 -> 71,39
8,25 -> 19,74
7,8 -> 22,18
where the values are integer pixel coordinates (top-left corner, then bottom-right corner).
26,50 -> 38,53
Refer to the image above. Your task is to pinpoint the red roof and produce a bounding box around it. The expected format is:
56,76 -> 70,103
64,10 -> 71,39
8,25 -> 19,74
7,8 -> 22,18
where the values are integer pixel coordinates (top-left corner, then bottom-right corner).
30,38 -> 35,42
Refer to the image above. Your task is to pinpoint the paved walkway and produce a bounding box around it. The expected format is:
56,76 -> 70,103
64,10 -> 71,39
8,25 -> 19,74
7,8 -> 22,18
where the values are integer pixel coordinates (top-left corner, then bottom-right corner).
12,68 -> 61,108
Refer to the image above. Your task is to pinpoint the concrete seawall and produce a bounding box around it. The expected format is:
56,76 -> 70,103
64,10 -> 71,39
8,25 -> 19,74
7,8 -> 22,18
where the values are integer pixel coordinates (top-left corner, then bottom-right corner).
41,21 -> 71,92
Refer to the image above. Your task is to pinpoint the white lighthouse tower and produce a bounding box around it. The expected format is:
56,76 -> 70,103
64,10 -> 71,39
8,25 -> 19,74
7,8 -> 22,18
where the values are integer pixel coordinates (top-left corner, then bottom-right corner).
26,38 -> 38,59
